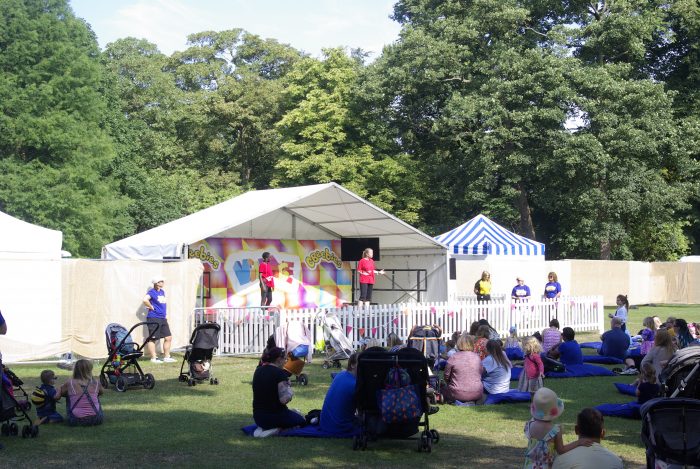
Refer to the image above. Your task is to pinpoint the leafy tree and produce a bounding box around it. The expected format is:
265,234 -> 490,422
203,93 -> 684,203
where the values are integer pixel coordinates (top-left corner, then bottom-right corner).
0,0 -> 131,256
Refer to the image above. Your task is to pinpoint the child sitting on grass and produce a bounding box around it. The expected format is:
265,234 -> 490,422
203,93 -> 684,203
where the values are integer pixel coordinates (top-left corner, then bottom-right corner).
34,370 -> 63,424
635,362 -> 660,404
518,337 -> 544,398
523,387 -> 592,468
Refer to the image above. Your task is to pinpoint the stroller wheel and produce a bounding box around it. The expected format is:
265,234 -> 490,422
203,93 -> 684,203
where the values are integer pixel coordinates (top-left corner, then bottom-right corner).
352,435 -> 360,451
21,425 -> 30,439
30,425 -> 39,438
299,374 -> 308,386
1,423 -> 9,436
115,376 -> 128,392
178,374 -> 187,382
10,423 -> 18,436
430,429 -> 440,444
188,378 -> 195,387
100,373 -> 109,388
214,378 -> 219,385
143,373 -> 155,390
322,362 -> 329,369
210,378 -> 214,385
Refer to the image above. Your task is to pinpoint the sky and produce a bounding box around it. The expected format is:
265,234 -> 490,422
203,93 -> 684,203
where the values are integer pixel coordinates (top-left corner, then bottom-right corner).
69,0 -> 402,59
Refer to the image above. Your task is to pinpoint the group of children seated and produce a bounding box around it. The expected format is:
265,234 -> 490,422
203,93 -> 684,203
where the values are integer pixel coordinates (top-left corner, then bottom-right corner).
31,359 -> 104,427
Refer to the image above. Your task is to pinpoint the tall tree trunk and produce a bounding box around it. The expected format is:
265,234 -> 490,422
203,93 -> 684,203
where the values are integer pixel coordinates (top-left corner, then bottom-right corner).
600,239 -> 612,260
517,184 -> 537,240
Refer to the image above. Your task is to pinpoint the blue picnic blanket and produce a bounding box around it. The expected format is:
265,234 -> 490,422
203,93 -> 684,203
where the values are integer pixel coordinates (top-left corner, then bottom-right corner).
484,390 -> 531,405
595,401 -> 642,419
510,364 -> 615,381
241,424 -> 357,438
582,355 -> 624,364
614,382 -> 637,396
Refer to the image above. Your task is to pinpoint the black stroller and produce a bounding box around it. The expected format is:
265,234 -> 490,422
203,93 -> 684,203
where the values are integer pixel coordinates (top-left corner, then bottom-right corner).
100,322 -> 157,392
354,347 -> 439,452
178,322 -> 220,386
640,397 -> 700,468
659,346 -> 700,398
407,325 -> 442,367
0,366 -> 38,438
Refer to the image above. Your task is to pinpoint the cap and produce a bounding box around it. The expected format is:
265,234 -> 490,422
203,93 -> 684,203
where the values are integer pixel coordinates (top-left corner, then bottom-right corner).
151,277 -> 165,285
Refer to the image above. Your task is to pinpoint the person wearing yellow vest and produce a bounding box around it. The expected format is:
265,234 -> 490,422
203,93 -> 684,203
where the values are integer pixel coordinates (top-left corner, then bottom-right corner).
473,271 -> 492,302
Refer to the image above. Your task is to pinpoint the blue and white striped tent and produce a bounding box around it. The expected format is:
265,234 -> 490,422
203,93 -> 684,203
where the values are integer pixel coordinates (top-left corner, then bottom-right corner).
435,214 -> 545,258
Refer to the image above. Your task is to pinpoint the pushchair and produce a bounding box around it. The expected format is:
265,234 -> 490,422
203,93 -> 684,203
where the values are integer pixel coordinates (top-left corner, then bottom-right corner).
640,397 -> 700,468
354,347 -> 439,452
659,345 -> 700,398
178,322 -> 220,386
316,311 -> 354,369
99,322 -> 157,392
407,325 -> 442,368
275,321 -> 313,386
0,366 -> 38,438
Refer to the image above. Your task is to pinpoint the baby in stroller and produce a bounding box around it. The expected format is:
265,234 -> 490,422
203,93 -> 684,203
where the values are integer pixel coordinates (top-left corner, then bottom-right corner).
178,322 -> 220,386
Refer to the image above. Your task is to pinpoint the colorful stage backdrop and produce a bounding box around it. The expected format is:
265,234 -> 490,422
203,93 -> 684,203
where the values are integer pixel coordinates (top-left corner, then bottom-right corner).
188,238 -> 353,308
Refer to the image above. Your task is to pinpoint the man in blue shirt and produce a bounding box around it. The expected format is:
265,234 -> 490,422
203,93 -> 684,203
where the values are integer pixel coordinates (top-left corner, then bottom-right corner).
557,327 -> 583,366
320,353 -> 358,435
599,318 -> 630,360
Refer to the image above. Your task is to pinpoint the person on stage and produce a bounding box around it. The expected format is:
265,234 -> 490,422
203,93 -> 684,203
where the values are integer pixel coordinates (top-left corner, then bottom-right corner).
259,252 -> 274,307
357,248 -> 383,307
511,277 -> 531,301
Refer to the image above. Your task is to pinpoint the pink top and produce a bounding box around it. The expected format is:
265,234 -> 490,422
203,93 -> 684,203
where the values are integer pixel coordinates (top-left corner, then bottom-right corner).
524,353 -> 544,379
67,379 -> 101,418
542,328 -> 562,353
444,351 -> 483,402
358,258 -> 375,284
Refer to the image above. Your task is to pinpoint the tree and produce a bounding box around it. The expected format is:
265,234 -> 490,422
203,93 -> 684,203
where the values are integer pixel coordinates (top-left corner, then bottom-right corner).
0,0 -> 131,256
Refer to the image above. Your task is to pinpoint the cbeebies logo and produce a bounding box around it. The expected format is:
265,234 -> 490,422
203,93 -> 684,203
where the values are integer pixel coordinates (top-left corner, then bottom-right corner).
305,247 -> 342,269
188,245 -> 222,270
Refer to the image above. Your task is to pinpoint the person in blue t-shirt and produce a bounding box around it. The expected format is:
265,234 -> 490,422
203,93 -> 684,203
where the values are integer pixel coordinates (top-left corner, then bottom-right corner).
555,327 -> 583,366
599,318 -> 630,360
143,278 -> 175,363
320,353 -> 358,435
543,272 -> 562,299
35,370 -> 63,424
511,277 -> 531,301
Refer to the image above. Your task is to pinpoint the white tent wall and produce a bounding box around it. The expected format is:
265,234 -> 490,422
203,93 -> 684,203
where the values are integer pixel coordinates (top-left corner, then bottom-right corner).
452,257 -> 550,298
372,248 -> 448,304
0,259 -> 65,362
60,259 -> 203,359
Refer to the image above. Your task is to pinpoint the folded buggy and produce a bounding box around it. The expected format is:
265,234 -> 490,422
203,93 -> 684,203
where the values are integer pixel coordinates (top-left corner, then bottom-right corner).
275,321 -> 313,386
316,311 -> 354,369
0,366 -> 38,438
100,322 -> 157,392
178,322 -> 220,386
407,325 -> 442,368
354,347 -> 439,452
641,397 -> 700,468
659,345 -> 700,398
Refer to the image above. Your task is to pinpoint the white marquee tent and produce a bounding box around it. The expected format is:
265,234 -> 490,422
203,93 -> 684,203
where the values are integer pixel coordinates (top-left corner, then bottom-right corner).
103,183 -> 449,303
0,211 -> 64,361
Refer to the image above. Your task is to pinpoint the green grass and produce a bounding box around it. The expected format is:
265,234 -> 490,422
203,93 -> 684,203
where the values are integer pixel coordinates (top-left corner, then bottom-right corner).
3,305 -> 700,468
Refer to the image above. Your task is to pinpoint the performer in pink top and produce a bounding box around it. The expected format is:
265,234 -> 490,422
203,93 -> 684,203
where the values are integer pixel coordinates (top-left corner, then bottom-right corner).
259,252 -> 274,307
357,248 -> 383,307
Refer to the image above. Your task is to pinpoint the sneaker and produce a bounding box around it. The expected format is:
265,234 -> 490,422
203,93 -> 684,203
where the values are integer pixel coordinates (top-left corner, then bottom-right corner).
253,427 -> 279,438
619,367 -> 638,375
162,357 -> 176,363
150,358 -> 163,364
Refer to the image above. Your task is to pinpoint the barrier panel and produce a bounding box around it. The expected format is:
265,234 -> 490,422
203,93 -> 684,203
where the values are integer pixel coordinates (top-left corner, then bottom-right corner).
194,295 -> 604,356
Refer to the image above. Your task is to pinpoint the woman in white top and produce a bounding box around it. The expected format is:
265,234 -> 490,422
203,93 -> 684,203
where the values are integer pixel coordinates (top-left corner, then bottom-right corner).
481,339 -> 512,398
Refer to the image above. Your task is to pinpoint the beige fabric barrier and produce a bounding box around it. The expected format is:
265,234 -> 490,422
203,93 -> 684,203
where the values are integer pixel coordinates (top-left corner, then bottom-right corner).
61,259 -> 203,359
451,258 -> 700,306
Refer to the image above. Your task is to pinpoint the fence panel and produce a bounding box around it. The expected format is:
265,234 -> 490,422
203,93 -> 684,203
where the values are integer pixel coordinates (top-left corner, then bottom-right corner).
195,296 -> 603,356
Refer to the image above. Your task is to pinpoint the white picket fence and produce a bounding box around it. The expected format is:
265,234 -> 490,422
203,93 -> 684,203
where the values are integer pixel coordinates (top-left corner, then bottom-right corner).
193,295 -> 604,356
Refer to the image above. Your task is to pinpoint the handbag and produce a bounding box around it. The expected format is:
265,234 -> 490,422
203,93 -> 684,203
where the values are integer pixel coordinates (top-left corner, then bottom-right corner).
378,366 -> 422,424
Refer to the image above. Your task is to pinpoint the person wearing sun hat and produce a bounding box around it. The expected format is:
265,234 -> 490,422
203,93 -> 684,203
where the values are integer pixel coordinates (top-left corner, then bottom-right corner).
143,277 -> 175,363
523,388 -> 592,468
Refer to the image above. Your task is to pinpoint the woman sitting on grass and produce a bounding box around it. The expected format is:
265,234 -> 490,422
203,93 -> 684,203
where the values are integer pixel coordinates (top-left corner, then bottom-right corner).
443,334 -> 483,404
59,359 -> 104,426
641,328 -> 677,382
252,337 -> 305,437
473,325 -> 491,360
480,339 -> 512,399
320,353 -> 358,435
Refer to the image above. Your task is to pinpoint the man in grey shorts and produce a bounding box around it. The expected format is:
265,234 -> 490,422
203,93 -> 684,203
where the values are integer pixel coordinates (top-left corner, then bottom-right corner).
143,278 -> 175,363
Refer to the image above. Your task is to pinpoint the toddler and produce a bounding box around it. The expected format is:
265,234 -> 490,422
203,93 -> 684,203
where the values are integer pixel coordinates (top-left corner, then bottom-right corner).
35,370 -> 63,424
504,326 -> 522,350
635,362 -> 660,404
523,387 -> 591,468
518,337 -> 544,397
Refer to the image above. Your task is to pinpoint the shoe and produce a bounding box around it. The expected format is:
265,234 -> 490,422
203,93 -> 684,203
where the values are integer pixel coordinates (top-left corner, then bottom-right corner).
150,358 -> 163,364
162,357 -> 176,363
253,427 -> 279,438
619,367 -> 638,375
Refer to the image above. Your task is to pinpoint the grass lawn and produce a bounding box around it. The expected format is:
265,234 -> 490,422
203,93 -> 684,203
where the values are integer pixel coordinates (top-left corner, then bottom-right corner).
3,305 -> 699,468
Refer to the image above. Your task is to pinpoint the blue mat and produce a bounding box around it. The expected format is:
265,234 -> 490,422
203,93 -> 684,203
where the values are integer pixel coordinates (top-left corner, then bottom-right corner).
511,364 -> 615,381
580,341 -> 602,350
595,402 -> 641,419
582,355 -> 624,364
614,383 -> 637,396
241,424 -> 357,438
505,347 -> 524,360
484,390 -> 531,405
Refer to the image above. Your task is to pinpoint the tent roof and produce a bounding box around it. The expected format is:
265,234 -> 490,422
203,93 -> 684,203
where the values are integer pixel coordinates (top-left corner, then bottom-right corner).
0,211 -> 63,259
435,214 -> 545,257
103,183 -> 446,260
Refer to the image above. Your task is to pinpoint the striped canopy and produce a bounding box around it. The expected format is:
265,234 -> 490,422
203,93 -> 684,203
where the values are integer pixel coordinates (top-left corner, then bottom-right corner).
435,214 -> 545,257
